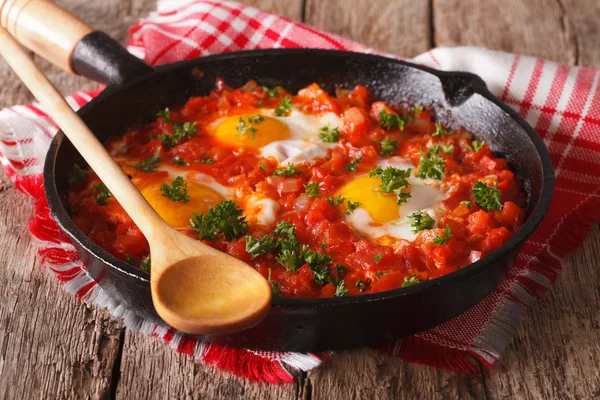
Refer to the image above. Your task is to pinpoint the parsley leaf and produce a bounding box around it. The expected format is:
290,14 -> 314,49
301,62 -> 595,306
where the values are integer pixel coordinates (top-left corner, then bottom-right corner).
160,176 -> 189,203
335,280 -> 348,297
157,108 -> 171,121
468,140 -> 485,152
140,255 -> 151,274
345,154 -> 362,172
263,86 -> 281,98
402,275 -> 420,288
379,109 -> 405,131
69,163 -> 89,186
273,162 -> 299,177
273,221 -> 296,240
407,211 -> 435,233
236,117 -> 257,141
355,279 -> 367,292
249,114 -> 264,124
172,156 -> 190,166
432,122 -> 448,137
303,247 -> 333,285
327,194 -> 346,207
417,145 -> 445,180
155,108 -> 197,148
375,270 -> 389,278
442,144 -> 454,155
472,180 -> 503,211
267,268 -> 280,296
274,96 -> 293,116
369,166 -> 412,205
194,155 -> 214,164
374,253 -> 384,264
345,200 -> 361,215
319,125 -> 341,143
246,236 -> 278,259
276,238 -> 303,272
379,139 -> 399,157
460,200 -> 473,208
304,182 -> 320,198
94,182 -> 112,205
336,264 -> 347,277
433,224 -> 453,246
258,161 -> 266,170
128,149 -> 161,172
190,200 -> 249,241
411,104 -> 424,115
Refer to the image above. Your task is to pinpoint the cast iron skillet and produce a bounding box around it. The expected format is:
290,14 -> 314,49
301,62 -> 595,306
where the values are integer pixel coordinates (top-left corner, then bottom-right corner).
42,32 -> 554,352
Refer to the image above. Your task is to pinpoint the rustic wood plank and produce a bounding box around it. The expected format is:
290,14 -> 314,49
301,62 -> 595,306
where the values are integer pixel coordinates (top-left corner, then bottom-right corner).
305,0 -> 431,57
562,0 -> 600,68
433,0 -> 577,65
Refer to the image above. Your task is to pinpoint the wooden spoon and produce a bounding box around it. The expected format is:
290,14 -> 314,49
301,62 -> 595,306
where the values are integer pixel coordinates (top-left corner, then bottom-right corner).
0,25 -> 271,335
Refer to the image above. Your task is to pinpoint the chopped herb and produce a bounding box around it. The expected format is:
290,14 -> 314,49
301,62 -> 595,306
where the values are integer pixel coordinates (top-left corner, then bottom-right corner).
140,255 -> 151,274
355,279 -> 367,292
369,166 -> 412,205
460,200 -> 473,208
336,264 -> 347,277
433,224 -> 453,246
345,154 -> 363,172
303,247 -> 333,269
155,107 -> 197,148
160,176 -> 189,203
407,211 -> 435,233
127,149 -> 161,172
236,117 -> 258,141
304,182 -> 320,198
190,200 -> 248,241
246,235 -> 278,259
256,100 -> 264,107
442,144 -> 455,155
402,275 -> 420,288
172,156 -> 190,166
411,104 -> 424,115
320,243 -> 328,251
335,280 -> 348,297
375,270 -> 389,279
194,155 -> 214,164
432,122 -> 447,137
345,200 -> 361,215
318,125 -> 341,143
417,145 -> 445,180
472,180 -> 503,211
379,139 -> 399,157
379,109 -> 405,131
311,264 -> 331,286
267,268 -> 280,296
68,163 -> 89,185
263,86 -> 281,98
156,108 -> 171,121
258,160 -> 266,170
273,221 -> 296,240
94,182 -> 112,205
468,140 -> 485,152
274,96 -> 293,116
276,238 -> 303,272
249,114 -> 265,124
125,254 -> 138,265
273,162 -> 299,177
374,253 -> 384,264
327,194 -> 346,207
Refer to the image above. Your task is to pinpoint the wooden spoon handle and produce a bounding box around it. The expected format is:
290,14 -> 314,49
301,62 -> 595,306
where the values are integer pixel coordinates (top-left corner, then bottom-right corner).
0,0 -> 93,73
0,26 -> 168,239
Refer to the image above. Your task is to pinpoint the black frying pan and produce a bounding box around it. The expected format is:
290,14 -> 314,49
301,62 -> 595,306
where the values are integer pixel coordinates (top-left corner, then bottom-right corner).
5,1 -> 554,351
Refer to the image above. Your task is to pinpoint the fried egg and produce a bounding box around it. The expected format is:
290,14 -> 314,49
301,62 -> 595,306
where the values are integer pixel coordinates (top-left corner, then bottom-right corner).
336,156 -> 446,241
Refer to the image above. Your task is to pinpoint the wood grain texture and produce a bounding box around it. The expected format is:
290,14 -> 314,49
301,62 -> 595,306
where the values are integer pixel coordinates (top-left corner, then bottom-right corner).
0,0 -> 600,399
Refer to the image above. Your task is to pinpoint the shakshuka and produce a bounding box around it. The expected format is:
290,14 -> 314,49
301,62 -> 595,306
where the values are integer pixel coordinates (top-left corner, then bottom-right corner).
67,80 -> 525,298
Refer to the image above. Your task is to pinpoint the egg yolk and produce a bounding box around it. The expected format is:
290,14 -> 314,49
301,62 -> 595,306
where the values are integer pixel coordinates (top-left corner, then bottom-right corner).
141,181 -> 224,228
213,114 -> 290,148
336,176 -> 401,222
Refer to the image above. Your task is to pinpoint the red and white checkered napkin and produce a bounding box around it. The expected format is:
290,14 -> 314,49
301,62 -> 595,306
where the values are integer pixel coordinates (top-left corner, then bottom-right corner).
1,0 -> 599,383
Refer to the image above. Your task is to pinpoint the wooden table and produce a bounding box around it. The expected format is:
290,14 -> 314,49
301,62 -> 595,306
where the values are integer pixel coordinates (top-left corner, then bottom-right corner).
1,0 -> 599,398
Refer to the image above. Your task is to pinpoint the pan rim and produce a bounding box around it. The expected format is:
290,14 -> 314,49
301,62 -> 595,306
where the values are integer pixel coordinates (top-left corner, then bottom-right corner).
43,48 -> 555,309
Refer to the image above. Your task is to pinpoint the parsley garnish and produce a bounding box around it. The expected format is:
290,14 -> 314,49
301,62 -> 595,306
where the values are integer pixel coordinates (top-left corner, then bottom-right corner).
258,161 -> 266,170
335,280 -> 348,297
402,275 -> 420,288
472,180 -> 503,211
375,270 -> 389,278
442,144 -> 454,155
433,224 -> 453,246
160,176 -> 189,203
249,114 -> 264,124
94,182 -> 112,205
369,166 -> 412,205
237,117 -> 258,141
336,264 -> 347,277
345,154 -> 362,172
379,139 -> 399,157
411,104 -> 424,115
355,280 -> 367,292
407,211 -> 435,233
304,182 -> 320,198
156,108 -> 198,148
194,155 -> 214,164
273,221 -> 296,239
68,163 -> 89,185
128,149 -> 161,172
468,140 -> 485,152
263,86 -> 281,98
157,108 -> 171,121
460,200 -> 473,208
273,162 -> 299,177
190,200 -> 248,241
172,156 -> 190,166
246,235 -> 278,259
418,145 -> 445,180
267,268 -> 280,296
303,247 -> 333,285
432,122 -> 448,137
274,96 -> 293,116
345,200 -> 361,215
276,238 -> 303,272
379,109 -> 405,131
374,253 -> 384,264
140,255 -> 151,274
319,125 -> 341,143
327,195 -> 346,207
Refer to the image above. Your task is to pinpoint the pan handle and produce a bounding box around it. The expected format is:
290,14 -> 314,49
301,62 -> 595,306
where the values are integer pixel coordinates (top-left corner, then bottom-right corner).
0,0 -> 154,85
